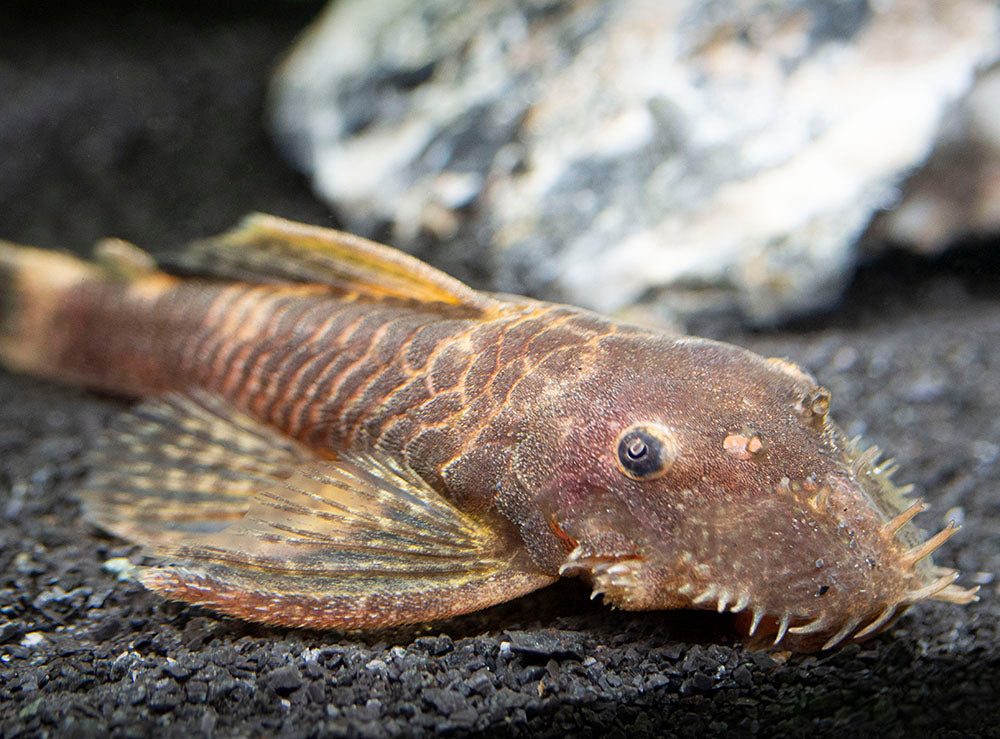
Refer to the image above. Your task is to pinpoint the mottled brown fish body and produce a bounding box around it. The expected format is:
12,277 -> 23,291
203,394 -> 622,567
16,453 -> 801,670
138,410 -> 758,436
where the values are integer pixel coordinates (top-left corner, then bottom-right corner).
0,215 -> 977,650
38,270 -> 629,519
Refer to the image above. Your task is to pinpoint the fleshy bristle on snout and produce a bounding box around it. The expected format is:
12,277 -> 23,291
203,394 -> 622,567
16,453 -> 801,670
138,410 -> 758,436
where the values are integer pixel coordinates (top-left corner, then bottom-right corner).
905,570 -> 962,603
900,521 -> 960,567
845,438 -> 916,503
820,616 -> 863,650
881,499 -> 926,536
853,604 -> 899,639
925,565 -> 981,604
888,515 -> 979,605
560,437 -> 979,652
701,492 -> 977,650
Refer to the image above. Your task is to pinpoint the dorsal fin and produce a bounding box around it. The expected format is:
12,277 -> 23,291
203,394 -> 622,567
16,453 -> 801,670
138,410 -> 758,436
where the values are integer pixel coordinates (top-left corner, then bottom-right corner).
170,214 -> 500,313
92,238 -> 160,281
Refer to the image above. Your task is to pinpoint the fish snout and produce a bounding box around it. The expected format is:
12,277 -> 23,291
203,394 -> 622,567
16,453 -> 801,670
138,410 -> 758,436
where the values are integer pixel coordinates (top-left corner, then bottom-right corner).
582,474 -> 977,650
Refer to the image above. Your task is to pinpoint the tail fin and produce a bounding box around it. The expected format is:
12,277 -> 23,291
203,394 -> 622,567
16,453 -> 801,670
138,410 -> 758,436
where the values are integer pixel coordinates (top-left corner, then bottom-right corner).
0,240 -> 101,378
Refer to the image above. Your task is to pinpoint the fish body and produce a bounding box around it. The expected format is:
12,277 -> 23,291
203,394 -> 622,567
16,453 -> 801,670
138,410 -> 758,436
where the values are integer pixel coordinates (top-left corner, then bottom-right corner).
0,215 -> 977,650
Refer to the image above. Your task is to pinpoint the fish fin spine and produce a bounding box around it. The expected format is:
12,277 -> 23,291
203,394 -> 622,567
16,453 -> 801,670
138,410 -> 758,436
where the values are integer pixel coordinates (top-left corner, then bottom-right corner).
173,213 -> 504,316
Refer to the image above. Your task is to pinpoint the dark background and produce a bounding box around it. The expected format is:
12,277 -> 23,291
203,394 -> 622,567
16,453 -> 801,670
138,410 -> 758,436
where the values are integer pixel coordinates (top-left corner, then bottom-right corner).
1,3 -> 999,737
0,2 -> 330,255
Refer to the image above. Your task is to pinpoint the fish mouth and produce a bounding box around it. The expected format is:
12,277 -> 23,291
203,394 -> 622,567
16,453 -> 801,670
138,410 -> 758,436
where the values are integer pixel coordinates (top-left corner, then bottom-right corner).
566,539 -> 975,651
560,440 -> 980,651
743,439 -> 981,650
731,561 -> 973,651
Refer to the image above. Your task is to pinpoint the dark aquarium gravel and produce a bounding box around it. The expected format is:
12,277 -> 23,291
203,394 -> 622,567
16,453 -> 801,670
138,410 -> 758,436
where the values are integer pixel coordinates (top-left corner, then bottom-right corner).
1,3 -> 998,736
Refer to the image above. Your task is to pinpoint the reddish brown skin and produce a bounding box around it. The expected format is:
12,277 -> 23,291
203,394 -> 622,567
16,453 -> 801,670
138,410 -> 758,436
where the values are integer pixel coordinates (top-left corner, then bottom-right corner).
6,244 -> 976,649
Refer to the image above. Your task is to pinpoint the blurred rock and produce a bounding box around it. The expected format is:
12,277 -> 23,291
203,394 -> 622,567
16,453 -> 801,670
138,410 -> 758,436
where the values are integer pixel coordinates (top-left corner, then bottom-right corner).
871,63 -> 1000,254
271,0 -> 1000,324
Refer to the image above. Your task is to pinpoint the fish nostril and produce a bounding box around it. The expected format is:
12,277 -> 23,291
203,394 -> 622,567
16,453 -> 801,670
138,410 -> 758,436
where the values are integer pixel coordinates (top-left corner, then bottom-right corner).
817,585 -> 830,596
810,390 -> 830,417
795,386 -> 831,421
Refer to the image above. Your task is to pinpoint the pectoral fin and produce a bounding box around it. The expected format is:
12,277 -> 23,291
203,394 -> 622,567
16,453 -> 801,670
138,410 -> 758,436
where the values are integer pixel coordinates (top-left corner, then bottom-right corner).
83,392 -> 551,629
81,392 -> 307,546
171,213 -> 501,315
143,454 -> 552,629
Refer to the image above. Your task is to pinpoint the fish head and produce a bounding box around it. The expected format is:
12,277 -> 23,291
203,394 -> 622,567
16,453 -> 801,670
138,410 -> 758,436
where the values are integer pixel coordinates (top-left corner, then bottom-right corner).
523,334 -> 977,650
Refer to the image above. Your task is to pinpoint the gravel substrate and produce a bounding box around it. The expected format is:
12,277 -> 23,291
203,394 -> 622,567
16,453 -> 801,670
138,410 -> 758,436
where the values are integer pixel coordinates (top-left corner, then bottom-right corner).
1,4 -> 998,737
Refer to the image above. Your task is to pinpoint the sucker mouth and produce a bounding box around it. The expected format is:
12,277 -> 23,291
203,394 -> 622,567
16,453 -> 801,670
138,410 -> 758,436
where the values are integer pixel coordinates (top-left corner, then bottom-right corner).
557,479 -> 979,651
672,507 -> 976,650
662,559 -> 973,650
559,551 -> 642,601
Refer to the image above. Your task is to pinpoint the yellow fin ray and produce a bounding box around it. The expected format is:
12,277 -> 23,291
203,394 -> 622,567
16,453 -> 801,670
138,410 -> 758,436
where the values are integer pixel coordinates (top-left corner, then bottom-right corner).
83,391 -> 552,628
173,213 -> 499,313
81,392 -> 307,546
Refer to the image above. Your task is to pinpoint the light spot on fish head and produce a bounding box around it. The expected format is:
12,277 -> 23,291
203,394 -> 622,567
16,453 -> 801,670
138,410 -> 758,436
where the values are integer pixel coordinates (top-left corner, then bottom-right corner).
723,431 -> 765,460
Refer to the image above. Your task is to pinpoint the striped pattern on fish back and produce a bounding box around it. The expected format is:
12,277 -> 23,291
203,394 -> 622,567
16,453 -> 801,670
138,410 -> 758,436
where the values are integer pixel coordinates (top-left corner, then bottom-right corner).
144,282 -> 472,445
56,273 -> 627,509
326,303 -> 627,509
159,281 -> 625,507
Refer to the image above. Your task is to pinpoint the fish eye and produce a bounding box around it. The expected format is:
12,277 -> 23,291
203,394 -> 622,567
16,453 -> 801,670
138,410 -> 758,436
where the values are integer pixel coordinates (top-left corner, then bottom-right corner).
616,424 -> 677,480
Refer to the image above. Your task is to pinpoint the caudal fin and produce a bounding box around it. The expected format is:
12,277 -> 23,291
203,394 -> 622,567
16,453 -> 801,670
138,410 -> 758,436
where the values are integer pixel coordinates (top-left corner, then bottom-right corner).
0,240 -> 101,377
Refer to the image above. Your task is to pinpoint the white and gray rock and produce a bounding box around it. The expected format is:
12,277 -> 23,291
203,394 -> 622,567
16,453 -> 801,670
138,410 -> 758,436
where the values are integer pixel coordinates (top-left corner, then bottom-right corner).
871,63 -> 1000,255
271,0 -> 1000,324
